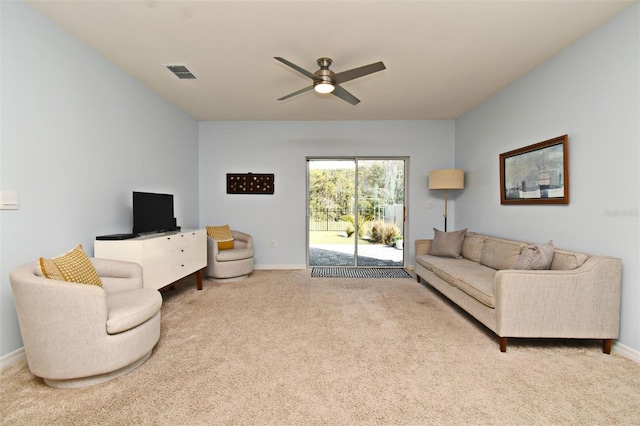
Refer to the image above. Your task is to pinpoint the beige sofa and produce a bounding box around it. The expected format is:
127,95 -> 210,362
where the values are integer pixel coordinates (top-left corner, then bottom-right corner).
415,232 -> 622,353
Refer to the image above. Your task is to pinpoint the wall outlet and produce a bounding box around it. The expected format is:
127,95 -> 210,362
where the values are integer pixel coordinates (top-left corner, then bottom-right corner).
270,240 -> 277,248
427,201 -> 433,209
0,191 -> 19,210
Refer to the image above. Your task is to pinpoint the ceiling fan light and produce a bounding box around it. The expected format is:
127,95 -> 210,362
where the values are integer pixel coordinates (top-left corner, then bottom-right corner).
314,82 -> 335,94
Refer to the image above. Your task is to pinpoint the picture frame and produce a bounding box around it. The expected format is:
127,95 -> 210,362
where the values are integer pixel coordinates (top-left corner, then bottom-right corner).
227,173 -> 275,194
499,135 -> 569,205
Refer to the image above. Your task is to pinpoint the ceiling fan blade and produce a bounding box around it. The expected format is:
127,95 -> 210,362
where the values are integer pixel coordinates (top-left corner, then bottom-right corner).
333,61 -> 386,85
332,84 -> 360,105
277,85 -> 314,101
274,57 -> 318,81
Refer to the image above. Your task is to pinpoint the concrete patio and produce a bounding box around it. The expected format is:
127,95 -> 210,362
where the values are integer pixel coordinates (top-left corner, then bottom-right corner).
309,244 -> 404,267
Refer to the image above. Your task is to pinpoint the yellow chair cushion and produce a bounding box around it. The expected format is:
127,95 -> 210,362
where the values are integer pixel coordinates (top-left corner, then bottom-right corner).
206,225 -> 235,250
39,244 -> 103,287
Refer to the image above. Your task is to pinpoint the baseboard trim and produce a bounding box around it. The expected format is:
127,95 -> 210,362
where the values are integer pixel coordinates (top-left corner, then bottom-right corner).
254,264 -> 306,270
613,342 -> 640,363
0,347 -> 25,370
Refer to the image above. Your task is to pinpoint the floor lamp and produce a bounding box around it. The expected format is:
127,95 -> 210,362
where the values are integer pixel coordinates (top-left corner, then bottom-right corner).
429,169 -> 464,232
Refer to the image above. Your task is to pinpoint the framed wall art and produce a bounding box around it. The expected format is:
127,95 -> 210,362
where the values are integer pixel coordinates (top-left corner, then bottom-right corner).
499,135 -> 569,205
227,173 -> 274,194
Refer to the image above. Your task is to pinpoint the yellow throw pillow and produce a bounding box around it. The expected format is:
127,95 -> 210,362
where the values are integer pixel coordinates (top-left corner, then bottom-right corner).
206,225 -> 235,250
39,244 -> 103,287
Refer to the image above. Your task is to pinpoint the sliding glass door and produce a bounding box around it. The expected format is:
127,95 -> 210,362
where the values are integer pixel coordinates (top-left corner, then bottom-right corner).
307,157 -> 406,267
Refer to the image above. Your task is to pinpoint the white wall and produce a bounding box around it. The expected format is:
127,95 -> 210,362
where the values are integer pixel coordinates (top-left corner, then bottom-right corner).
199,121 -> 455,268
0,2 -> 199,357
455,4 -> 639,353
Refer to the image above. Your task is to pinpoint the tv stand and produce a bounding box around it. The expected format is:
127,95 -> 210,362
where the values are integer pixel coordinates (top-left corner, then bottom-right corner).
94,229 -> 206,291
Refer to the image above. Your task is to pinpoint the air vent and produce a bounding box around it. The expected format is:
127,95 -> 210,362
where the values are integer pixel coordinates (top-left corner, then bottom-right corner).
166,65 -> 196,80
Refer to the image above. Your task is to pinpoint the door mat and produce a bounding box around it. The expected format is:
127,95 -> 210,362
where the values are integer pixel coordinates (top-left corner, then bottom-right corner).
311,267 -> 412,279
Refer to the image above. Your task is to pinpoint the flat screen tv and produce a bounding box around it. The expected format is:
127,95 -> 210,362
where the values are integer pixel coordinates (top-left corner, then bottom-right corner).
133,191 -> 176,235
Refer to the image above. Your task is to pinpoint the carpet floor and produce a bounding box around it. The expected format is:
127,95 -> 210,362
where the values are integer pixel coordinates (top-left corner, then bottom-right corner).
2,269 -> 640,425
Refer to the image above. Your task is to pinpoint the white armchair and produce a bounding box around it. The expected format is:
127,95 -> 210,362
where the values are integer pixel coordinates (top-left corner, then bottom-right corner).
207,230 -> 254,281
10,258 -> 162,388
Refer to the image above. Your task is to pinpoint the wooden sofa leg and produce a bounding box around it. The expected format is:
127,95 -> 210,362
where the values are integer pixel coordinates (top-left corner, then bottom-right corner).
416,275 -> 421,283
500,337 -> 508,353
603,339 -> 613,354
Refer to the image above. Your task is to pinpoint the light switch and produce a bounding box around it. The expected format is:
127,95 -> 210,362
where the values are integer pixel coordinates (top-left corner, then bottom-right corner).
0,191 -> 19,210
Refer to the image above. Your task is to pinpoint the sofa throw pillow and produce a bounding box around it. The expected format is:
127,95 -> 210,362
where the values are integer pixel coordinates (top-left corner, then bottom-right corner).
206,225 -> 235,250
428,228 -> 467,258
513,241 -> 555,270
39,244 -> 102,287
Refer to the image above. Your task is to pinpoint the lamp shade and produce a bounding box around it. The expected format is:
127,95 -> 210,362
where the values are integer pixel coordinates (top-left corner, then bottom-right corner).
429,169 -> 464,190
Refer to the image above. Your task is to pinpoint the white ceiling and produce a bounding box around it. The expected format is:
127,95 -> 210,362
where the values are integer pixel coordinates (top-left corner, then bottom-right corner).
26,0 -> 635,121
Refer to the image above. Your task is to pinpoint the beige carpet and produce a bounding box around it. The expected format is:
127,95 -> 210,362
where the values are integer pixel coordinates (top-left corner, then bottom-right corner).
2,269 -> 640,425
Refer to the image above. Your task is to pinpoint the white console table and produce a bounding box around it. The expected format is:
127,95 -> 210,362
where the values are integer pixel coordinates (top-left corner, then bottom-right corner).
94,229 -> 207,290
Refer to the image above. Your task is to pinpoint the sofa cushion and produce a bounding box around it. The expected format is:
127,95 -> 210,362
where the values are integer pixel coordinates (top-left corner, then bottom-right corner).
206,225 -> 235,250
216,248 -> 254,262
462,232 -> 486,263
480,237 -> 526,270
106,288 -> 162,334
415,254 -> 435,272
428,228 -> 467,258
456,263 -> 498,308
39,244 -> 102,287
419,256 -> 479,286
455,265 -> 498,308
513,241 -> 555,270
550,249 -> 589,270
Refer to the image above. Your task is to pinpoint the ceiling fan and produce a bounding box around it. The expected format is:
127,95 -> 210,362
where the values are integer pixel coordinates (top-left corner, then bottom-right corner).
274,57 -> 386,105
